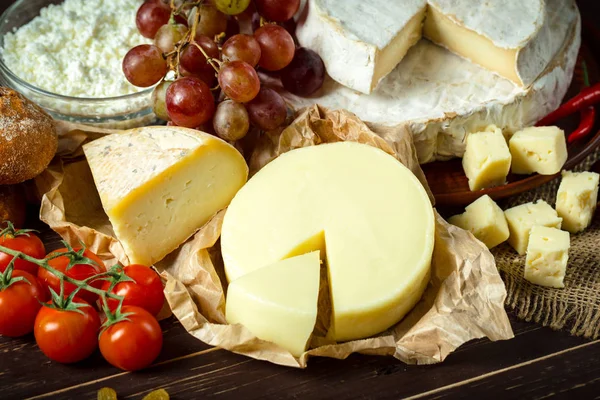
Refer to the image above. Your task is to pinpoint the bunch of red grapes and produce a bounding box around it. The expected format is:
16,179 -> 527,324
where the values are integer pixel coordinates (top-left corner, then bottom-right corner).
123,0 -> 326,142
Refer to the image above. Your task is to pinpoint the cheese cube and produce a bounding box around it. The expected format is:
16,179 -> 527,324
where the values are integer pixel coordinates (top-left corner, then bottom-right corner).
448,195 -> 509,249
226,252 -> 321,357
504,200 -> 562,255
462,126 -> 511,191
555,171 -> 600,233
509,126 -> 567,175
524,226 -> 570,288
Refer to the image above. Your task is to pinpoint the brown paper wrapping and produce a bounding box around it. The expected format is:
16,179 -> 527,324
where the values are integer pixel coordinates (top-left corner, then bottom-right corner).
36,106 -> 513,367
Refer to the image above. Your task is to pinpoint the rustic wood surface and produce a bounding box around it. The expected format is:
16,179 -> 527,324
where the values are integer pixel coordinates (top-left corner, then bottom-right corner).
3,1 -> 600,399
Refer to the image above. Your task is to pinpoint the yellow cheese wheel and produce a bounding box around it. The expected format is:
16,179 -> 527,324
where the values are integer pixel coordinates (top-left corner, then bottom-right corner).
222,142 -> 434,342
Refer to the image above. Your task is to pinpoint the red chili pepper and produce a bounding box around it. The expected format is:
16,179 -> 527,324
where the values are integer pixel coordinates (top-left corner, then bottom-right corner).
537,82 -> 600,126
568,106 -> 596,144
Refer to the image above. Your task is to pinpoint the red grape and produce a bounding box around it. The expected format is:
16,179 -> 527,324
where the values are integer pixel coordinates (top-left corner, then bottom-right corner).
222,34 -> 261,67
122,44 -> 167,87
254,24 -> 295,71
136,1 -> 186,39
166,77 -> 215,127
280,47 -> 325,96
218,61 -> 260,103
225,16 -> 241,40
255,0 -> 300,22
213,100 -> 250,141
179,66 -> 217,87
151,80 -> 172,120
246,87 -> 287,130
154,23 -> 188,53
194,5 -> 228,38
180,36 -> 220,76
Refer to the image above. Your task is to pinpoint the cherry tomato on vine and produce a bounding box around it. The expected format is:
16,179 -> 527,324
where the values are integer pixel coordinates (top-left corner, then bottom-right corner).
37,248 -> 106,306
34,299 -> 101,363
101,264 -> 165,316
0,270 -> 45,337
0,229 -> 45,275
99,306 -> 163,371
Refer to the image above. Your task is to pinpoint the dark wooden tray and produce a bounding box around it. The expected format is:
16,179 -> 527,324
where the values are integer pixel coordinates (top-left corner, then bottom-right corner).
423,44 -> 600,207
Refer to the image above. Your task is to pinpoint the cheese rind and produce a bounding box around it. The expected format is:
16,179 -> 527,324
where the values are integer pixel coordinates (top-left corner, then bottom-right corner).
296,0 -> 427,94
462,126 -> 511,191
504,200 -> 562,255
448,195 -> 509,249
524,226 -> 570,288
509,126 -> 568,175
555,171 -> 600,233
221,142 -> 435,342
226,252 -> 321,357
84,127 -> 248,266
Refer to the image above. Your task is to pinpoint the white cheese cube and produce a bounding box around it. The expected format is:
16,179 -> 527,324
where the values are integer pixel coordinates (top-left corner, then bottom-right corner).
462,126 -> 511,191
555,171 -> 600,233
504,200 -> 562,255
509,126 -> 567,175
448,195 -> 509,249
524,226 -> 570,288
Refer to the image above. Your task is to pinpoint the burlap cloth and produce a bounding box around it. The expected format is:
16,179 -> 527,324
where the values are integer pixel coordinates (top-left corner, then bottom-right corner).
492,148 -> 600,338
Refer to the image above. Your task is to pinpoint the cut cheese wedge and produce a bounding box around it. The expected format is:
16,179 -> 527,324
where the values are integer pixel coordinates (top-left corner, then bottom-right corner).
84,126 -> 248,266
297,0 -> 577,93
226,251 -> 321,357
296,0 -> 426,94
222,142 -> 435,342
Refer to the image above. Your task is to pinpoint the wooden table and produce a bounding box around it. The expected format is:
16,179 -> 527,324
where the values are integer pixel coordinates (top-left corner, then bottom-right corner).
3,1 -> 600,399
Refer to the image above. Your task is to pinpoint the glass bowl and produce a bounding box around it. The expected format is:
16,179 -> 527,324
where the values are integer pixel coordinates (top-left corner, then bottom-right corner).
0,0 -> 156,129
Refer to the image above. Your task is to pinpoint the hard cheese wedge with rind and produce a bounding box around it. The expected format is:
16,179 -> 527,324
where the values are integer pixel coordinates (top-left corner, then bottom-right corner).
221,142 -> 435,342
84,126 -> 248,266
226,251 -> 321,357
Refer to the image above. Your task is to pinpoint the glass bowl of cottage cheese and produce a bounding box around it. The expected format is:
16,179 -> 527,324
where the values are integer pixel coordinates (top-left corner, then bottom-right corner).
0,0 -> 156,128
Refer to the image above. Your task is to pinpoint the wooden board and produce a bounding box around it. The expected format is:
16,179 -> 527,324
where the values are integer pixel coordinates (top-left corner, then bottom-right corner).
424,45 -> 600,207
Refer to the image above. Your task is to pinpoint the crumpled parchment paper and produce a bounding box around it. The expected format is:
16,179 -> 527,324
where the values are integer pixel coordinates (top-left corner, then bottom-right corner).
35,106 -> 513,367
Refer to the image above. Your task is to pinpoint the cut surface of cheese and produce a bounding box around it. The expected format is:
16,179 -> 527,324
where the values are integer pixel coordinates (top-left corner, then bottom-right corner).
555,171 -> 600,233
296,0 -> 426,94
84,126 -> 248,266
226,251 -> 321,357
524,226 -> 570,288
504,200 -> 562,256
448,195 -> 509,249
286,0 -> 580,163
221,142 -> 435,342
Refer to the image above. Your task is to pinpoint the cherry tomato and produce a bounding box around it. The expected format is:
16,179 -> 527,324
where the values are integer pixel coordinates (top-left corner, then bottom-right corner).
34,299 -> 101,363
38,248 -> 106,305
101,265 -> 165,316
99,306 -> 163,371
0,271 -> 45,337
0,232 -> 45,275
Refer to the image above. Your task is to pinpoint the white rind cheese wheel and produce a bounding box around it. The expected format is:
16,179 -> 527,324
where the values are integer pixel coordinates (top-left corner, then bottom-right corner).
287,0 -> 580,163
226,251 -> 321,357
221,142 -> 435,342
84,126 -> 248,266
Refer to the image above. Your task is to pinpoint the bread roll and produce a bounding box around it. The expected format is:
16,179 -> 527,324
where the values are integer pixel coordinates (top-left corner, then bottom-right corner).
0,87 -> 57,184
0,184 -> 25,228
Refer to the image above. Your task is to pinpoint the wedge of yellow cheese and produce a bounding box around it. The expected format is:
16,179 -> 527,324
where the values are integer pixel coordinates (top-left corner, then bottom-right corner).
226,251 -> 321,357
84,126 -> 248,266
221,142 -> 435,342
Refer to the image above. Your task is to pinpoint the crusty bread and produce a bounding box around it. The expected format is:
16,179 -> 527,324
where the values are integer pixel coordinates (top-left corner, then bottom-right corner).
0,87 -> 57,184
0,184 -> 25,228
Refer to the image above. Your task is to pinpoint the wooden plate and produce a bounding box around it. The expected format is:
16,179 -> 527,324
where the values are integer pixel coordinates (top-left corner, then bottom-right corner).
423,42 -> 600,207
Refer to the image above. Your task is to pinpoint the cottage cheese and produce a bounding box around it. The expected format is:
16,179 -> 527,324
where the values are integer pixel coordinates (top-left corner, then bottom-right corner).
1,0 -> 151,98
